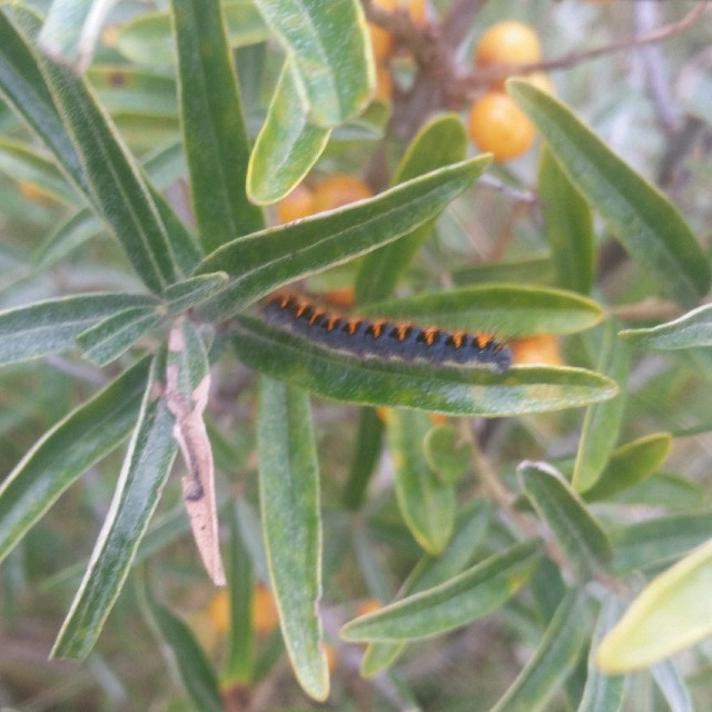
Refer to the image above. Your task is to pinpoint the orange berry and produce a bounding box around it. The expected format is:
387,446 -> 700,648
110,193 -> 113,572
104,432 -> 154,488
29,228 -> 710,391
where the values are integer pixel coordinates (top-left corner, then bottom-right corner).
276,184 -> 315,223
429,413 -> 448,426
373,0 -> 427,26
208,590 -> 230,633
253,582 -> 279,634
468,92 -> 536,161
312,174 -> 372,213
375,63 -> 393,102
356,598 -> 382,617
18,181 -> 57,205
510,335 -> 563,366
368,22 -> 394,61
475,21 -> 541,69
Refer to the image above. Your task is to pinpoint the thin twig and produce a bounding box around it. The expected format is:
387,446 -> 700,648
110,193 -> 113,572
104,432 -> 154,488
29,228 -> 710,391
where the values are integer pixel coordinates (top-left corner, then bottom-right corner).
454,2 -> 708,94
478,175 -> 537,205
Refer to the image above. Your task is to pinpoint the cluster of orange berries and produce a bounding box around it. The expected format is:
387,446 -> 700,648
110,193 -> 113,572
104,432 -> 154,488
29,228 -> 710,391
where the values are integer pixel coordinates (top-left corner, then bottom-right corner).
367,0 -> 427,103
469,21 -> 554,161
276,173 -> 373,224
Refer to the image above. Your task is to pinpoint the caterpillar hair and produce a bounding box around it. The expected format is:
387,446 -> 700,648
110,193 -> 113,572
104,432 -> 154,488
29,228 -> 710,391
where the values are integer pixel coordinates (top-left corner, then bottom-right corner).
261,292 -> 512,373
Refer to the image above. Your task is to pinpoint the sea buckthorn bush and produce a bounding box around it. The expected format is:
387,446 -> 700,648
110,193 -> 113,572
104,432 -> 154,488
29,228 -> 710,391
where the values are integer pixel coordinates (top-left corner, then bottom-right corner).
0,1 -> 711,710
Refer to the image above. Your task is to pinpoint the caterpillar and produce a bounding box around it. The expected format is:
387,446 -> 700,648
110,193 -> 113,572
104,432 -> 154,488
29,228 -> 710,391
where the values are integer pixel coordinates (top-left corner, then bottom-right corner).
261,292 -> 512,373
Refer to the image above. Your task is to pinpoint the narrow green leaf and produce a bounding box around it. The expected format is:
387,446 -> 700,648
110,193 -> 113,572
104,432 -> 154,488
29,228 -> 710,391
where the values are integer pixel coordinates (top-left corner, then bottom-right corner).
257,378 -> 328,701
388,409 -> 455,555
199,156 -> 492,319
538,145 -> 594,295
355,113 -> 469,303
0,8 -> 90,196
361,501 -> 491,677
584,433 -> 672,502
576,595 -> 627,712
247,61 -> 330,205
609,510 -> 712,575
423,424 -> 472,485
38,0 -> 116,71
0,293 -> 158,366
51,351 -> 177,660
162,273 -> 229,315
253,0 -> 373,127
232,316 -> 618,416
0,136 -> 78,204
620,304 -> 712,350
613,472 -> 703,510
362,285 -> 604,338
341,407 -> 383,511
224,501 -> 255,685
573,322 -> 631,492
508,79 -> 710,306
518,462 -> 612,579
453,255 -> 554,287
172,0 -> 263,251
488,591 -> 590,712
341,539 -> 542,642
76,307 -> 161,366
117,3 -> 270,66
40,49 -> 181,290
598,538 -> 712,672
0,358 -> 150,565
138,576 -> 222,711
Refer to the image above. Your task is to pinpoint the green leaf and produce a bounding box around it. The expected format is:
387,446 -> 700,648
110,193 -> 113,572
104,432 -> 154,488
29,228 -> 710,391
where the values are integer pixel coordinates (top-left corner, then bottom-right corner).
584,433 -> 672,502
138,575 -> 222,711
387,409 -> 455,555
257,378 -> 329,701
341,407 -> 383,511
423,424 -> 471,485
597,538 -> 712,672
361,501 -> 491,677
538,145 -> 594,295
508,79 -> 710,306
39,40 -> 182,290
117,3 -> 270,66
37,0 -> 114,71
340,539 -> 542,642
247,61 -> 330,205
518,462 -> 612,580
453,254 -> 554,287
0,136 -> 79,204
609,510 -> 712,575
573,321 -> 631,492
0,8 -> 90,196
224,501 -> 255,685
232,316 -> 617,416
355,113 -> 469,303
488,591 -> 590,712
253,0 -> 373,127
162,273 -> 229,315
620,304 -> 712,350
0,358 -> 150,565
576,595 -> 627,712
76,307 -> 161,366
362,285 -> 604,338
172,0 -> 264,252
613,472 -> 703,510
0,293 -> 158,366
198,156 -> 492,318
51,351 -> 177,660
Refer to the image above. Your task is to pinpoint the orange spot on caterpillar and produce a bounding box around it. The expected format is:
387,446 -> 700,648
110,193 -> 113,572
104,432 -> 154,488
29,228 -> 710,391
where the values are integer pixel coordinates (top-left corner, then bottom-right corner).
450,332 -> 465,349
345,319 -> 362,335
325,316 -> 342,331
418,328 -> 439,346
308,309 -> 326,326
367,320 -> 386,338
